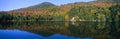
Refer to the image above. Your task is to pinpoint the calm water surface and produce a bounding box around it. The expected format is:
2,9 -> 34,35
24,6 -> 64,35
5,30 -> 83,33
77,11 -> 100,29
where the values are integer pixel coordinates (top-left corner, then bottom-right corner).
0,21 -> 120,39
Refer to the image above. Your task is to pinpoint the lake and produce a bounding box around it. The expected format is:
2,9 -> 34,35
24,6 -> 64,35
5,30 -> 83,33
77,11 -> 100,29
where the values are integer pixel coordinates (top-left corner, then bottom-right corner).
0,21 -> 120,39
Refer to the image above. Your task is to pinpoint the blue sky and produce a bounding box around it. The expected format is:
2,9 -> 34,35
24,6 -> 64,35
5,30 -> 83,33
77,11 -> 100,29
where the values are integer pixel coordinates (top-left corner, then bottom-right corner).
0,0 -> 94,11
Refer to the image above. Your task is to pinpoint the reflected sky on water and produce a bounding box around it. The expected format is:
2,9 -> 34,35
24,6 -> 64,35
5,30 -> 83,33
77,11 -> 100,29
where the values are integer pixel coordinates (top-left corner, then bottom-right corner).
0,30 -> 92,39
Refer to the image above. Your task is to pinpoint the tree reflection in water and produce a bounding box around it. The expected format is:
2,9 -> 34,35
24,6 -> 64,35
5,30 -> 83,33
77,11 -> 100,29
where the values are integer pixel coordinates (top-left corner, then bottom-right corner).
0,21 -> 120,39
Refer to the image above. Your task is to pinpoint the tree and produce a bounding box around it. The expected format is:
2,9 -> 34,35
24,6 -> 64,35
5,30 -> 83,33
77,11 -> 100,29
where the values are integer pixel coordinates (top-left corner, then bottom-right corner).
109,5 -> 120,22
95,0 -> 120,3
0,12 -> 13,21
68,6 -> 79,18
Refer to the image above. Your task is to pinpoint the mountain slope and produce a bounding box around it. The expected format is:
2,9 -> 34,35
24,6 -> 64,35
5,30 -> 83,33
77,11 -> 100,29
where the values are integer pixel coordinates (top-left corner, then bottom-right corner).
16,2 -> 56,11
6,1 -> 120,21
28,2 -> 56,9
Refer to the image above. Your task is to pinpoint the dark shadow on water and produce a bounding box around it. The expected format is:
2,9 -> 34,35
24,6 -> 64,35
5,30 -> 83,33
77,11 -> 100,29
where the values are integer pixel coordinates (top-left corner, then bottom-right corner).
109,22 -> 120,39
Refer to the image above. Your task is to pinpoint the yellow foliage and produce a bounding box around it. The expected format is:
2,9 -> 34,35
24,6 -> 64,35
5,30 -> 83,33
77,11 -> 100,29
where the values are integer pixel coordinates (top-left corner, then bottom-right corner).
97,14 -> 105,19
117,12 -> 120,15
65,15 -> 69,21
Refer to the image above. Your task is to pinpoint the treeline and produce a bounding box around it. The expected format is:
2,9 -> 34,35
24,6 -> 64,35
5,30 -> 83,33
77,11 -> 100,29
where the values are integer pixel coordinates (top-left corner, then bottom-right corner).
0,12 -> 13,21
0,0 -> 120,22
67,5 -> 120,21
0,11 -> 53,21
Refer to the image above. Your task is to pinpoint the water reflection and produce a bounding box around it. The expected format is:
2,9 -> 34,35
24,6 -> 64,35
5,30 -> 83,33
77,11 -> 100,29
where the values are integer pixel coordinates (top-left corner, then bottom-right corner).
0,30 -> 84,39
0,21 -> 120,39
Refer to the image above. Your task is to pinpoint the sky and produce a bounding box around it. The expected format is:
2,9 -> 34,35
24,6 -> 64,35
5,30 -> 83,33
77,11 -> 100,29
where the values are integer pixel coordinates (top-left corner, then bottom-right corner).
0,0 -> 94,11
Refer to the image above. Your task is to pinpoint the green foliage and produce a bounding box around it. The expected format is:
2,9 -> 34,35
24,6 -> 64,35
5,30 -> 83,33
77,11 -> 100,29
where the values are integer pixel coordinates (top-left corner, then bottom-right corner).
67,6 -> 111,21
68,6 -> 79,17
109,5 -> 120,21
96,0 -> 120,3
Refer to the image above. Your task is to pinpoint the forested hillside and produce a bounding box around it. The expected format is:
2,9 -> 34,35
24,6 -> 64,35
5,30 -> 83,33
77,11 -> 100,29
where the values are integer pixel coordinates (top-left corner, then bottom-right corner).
0,0 -> 120,22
